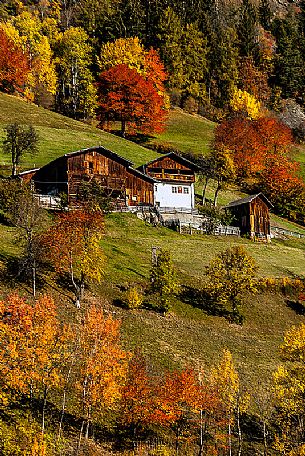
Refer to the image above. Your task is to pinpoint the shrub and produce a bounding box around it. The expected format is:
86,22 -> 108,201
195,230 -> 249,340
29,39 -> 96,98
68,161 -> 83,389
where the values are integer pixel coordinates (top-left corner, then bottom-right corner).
124,285 -> 143,310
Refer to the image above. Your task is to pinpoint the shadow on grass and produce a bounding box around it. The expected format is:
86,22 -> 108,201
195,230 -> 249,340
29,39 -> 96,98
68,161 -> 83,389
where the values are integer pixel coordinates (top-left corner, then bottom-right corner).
179,285 -> 231,318
286,299 -> 305,315
0,254 -> 47,294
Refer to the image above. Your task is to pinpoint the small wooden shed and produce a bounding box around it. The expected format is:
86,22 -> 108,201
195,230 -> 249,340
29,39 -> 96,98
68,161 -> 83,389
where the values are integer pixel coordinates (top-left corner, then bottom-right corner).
226,193 -> 273,241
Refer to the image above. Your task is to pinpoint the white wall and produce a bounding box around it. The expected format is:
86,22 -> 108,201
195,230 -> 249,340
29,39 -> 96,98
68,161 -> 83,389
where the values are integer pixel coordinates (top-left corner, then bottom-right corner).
154,182 -> 194,209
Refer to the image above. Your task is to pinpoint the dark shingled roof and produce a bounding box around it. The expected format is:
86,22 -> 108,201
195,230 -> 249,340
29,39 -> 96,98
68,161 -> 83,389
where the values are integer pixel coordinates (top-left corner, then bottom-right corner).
226,193 -> 273,209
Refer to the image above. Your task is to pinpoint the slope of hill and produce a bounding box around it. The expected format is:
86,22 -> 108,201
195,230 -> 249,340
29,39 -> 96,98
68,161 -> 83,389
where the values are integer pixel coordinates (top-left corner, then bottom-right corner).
0,93 -> 160,172
151,108 -> 216,156
1,212 -> 305,386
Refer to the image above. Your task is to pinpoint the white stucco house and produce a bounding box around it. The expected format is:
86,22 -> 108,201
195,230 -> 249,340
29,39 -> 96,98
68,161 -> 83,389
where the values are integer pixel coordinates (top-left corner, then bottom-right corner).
139,152 -> 198,210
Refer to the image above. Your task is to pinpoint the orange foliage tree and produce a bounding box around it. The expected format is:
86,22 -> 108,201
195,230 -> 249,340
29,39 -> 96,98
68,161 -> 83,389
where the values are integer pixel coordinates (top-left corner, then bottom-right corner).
97,63 -> 167,137
0,29 -> 30,93
215,116 -> 293,178
118,351 -> 157,435
0,294 -> 72,434
155,368 -> 218,453
76,304 -> 129,443
40,208 -> 105,307
260,153 -> 305,215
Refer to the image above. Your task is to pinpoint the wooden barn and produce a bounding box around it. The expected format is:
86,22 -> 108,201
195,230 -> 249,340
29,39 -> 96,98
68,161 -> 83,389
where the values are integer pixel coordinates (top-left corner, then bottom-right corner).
139,152 -> 199,209
226,193 -> 273,241
20,146 -> 156,207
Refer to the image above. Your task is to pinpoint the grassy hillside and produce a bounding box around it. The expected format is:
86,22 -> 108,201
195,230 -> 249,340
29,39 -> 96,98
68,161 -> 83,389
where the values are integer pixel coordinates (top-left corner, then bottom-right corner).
1,211 -> 304,386
151,108 -> 216,156
0,95 -> 217,175
0,93 -> 160,172
83,213 -> 305,383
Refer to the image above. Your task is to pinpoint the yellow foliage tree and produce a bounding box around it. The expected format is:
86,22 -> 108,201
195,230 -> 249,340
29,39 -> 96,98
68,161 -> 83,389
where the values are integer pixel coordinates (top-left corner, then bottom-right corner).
230,87 -> 262,119
1,12 -> 57,101
273,323 -> 305,454
210,349 -> 240,455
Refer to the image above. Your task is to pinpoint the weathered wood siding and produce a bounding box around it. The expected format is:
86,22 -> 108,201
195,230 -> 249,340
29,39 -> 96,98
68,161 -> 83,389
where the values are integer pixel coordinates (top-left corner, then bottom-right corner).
229,196 -> 270,238
24,148 -> 154,207
67,151 -> 127,203
126,169 -> 154,206
67,150 -> 154,206
249,198 -> 270,236
145,156 -> 195,183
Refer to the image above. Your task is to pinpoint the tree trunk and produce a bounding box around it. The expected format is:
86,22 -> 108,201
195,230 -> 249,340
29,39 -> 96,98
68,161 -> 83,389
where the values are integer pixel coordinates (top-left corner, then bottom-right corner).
42,385 -> 48,435
76,420 -> 85,455
121,119 -> 126,138
33,258 -> 36,298
57,357 -> 75,443
228,411 -> 232,456
263,420 -> 268,456
202,176 -> 209,205
213,182 -> 221,207
237,402 -> 242,456
12,160 -> 17,177
198,409 -> 204,456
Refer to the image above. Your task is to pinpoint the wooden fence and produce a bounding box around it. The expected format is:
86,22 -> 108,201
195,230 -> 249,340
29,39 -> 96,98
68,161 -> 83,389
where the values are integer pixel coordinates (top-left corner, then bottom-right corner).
166,220 -> 240,236
271,225 -> 305,239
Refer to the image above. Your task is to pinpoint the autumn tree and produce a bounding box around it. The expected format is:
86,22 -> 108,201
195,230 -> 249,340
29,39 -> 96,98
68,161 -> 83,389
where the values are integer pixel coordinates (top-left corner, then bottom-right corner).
97,63 -> 167,137
3,123 -> 39,176
10,11 -> 57,103
209,349 -> 242,455
118,351 -> 156,436
156,368 -> 210,454
0,294 -> 71,434
204,246 -> 258,324
40,208 -> 105,307
273,323 -> 305,453
259,153 -> 304,216
0,28 -> 30,93
76,304 -> 128,444
0,180 -> 46,296
55,26 -> 97,119
237,56 -> 271,104
230,88 -> 262,120
150,248 -> 180,313
215,116 -> 293,177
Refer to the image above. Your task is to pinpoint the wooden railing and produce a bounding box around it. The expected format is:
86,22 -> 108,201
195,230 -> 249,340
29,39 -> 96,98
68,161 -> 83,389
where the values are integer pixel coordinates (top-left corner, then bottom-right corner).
271,225 -> 305,239
34,194 -> 61,209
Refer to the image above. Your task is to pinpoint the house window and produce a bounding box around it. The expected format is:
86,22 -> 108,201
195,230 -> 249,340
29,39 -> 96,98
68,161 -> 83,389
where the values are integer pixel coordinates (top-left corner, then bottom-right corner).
178,186 -> 182,193
88,162 -> 94,174
155,185 -> 158,192
172,186 -> 177,193
183,187 -> 189,194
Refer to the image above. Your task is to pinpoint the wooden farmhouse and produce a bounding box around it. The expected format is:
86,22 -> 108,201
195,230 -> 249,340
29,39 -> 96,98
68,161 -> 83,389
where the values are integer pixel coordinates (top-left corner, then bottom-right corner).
138,152 -> 199,210
19,148 -> 199,211
19,146 -> 156,207
226,193 -> 273,241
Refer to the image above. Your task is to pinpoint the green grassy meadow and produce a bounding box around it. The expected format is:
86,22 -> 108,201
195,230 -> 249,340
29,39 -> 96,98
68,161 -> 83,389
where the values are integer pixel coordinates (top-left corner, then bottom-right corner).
1,211 -> 305,386
151,108 -> 216,156
0,93 -> 160,171
91,212 -> 305,383
0,93 -> 304,388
